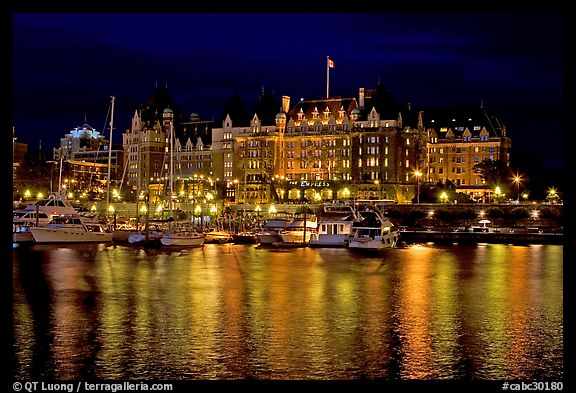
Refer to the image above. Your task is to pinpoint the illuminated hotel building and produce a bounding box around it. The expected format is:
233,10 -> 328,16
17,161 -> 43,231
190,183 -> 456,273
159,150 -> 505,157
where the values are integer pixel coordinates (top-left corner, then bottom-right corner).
212,84 -> 428,203
424,107 -> 512,202
123,87 -> 214,200
122,86 -> 512,205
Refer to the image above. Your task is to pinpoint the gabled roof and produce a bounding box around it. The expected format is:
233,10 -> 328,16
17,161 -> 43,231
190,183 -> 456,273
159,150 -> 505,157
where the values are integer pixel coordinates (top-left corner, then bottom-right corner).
179,120 -> 214,147
423,107 -> 504,138
287,97 -> 358,122
360,83 -> 398,119
139,86 -> 181,126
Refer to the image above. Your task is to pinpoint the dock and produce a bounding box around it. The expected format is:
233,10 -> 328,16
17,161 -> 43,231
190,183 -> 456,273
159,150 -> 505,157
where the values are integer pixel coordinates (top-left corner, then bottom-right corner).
399,229 -> 564,245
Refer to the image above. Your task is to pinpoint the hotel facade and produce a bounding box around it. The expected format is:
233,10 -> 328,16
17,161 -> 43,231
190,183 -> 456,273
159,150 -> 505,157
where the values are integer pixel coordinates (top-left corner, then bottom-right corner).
120,84 -> 511,205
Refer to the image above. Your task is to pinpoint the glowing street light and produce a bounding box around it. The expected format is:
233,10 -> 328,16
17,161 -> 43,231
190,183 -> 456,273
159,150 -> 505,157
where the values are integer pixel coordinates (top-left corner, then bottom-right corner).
513,174 -> 522,203
494,186 -> 502,203
440,191 -> 448,203
414,170 -> 422,204
547,186 -> 559,204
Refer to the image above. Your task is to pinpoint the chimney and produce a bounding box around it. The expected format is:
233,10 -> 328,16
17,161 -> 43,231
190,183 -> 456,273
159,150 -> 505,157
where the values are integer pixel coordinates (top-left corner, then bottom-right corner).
359,88 -> 365,109
282,96 -> 290,113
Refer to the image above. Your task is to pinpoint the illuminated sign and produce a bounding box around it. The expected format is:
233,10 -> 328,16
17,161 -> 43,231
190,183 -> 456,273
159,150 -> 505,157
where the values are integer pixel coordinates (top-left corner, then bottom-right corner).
288,180 -> 331,188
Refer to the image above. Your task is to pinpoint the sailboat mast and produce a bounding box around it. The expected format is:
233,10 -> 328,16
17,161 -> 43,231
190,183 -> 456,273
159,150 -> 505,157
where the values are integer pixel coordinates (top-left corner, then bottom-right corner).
58,151 -> 63,194
169,120 -> 174,217
107,96 -> 115,206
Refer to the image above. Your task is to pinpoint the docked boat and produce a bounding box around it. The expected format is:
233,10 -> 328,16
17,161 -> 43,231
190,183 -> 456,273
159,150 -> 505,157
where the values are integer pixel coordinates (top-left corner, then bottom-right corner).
127,225 -> 164,247
232,231 -> 259,244
309,204 -> 358,248
13,210 -> 53,227
161,227 -> 205,247
348,210 -> 399,251
279,212 -> 318,244
204,230 -> 233,244
111,222 -> 139,242
255,217 -> 292,246
29,215 -> 112,243
17,193 -> 79,218
13,223 -> 35,244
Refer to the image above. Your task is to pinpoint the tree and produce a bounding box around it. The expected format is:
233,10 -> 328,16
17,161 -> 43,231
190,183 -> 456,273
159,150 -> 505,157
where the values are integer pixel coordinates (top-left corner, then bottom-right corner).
474,159 -> 509,188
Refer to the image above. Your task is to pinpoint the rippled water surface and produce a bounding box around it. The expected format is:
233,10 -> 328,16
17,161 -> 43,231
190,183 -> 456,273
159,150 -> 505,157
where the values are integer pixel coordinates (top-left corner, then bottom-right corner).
12,243 -> 563,380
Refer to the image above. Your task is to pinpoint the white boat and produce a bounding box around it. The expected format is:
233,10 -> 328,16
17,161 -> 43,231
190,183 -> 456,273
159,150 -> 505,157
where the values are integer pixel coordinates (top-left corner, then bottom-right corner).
348,210 -> 399,251
111,222 -> 139,242
161,228 -> 205,247
279,212 -> 317,244
29,215 -> 112,243
204,230 -> 233,244
255,217 -> 292,245
13,223 -> 35,243
127,225 -> 164,247
309,204 -> 358,248
13,210 -> 53,227
14,193 -> 79,229
232,231 -> 259,244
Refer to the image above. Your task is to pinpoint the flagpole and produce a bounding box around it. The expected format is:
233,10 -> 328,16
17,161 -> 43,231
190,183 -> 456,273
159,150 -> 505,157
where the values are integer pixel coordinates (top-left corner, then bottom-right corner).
326,56 -> 330,98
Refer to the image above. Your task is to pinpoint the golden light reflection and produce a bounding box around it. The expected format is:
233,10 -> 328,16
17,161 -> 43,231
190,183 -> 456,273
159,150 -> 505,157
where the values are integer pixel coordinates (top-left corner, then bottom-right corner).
475,244 -> 510,378
430,252 -> 460,377
398,246 -> 434,378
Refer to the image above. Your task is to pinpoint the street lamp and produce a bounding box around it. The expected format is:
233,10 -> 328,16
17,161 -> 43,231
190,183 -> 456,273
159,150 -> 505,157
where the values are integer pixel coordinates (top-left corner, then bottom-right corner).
513,175 -> 522,203
440,191 -> 448,203
494,186 -> 502,203
547,186 -> 558,204
414,170 -> 422,204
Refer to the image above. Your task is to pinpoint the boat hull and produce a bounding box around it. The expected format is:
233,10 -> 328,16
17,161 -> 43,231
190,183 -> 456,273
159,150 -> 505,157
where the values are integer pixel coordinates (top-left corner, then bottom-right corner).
13,230 -> 34,244
232,233 -> 259,244
161,232 -> 205,247
204,231 -> 233,244
309,234 -> 349,248
29,227 -> 113,243
256,232 -> 283,245
280,230 -> 315,244
348,233 -> 399,251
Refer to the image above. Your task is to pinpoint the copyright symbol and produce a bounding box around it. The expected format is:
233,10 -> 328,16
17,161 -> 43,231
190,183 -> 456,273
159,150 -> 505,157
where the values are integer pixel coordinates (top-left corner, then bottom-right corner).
13,382 -> 22,391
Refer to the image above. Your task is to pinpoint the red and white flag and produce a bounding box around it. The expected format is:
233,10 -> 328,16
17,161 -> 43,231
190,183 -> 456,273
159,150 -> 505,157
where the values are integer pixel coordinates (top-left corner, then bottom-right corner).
328,59 -> 335,68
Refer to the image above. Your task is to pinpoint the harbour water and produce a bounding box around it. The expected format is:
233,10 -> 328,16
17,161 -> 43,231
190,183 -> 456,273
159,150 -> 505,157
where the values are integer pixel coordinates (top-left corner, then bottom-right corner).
12,242 -> 563,381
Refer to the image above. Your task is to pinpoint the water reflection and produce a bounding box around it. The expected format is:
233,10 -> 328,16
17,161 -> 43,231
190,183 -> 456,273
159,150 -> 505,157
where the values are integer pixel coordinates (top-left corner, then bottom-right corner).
13,243 -> 563,380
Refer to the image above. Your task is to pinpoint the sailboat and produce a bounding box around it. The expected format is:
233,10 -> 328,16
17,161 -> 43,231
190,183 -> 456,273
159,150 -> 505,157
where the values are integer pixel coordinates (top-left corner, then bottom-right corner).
160,111 -> 205,248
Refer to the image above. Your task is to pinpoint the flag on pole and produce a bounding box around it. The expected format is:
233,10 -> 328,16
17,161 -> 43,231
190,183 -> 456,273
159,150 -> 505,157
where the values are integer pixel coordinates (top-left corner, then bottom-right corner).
328,59 -> 335,68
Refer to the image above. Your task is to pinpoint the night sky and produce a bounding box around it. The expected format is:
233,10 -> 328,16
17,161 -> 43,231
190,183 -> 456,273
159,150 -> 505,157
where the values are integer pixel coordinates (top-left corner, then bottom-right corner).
12,12 -> 564,170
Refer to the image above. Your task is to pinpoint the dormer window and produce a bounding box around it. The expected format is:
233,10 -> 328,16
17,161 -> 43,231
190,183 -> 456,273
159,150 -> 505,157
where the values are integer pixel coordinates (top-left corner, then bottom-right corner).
298,109 -> 304,121
324,107 -> 330,119
312,107 -> 319,119
338,106 -> 345,118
